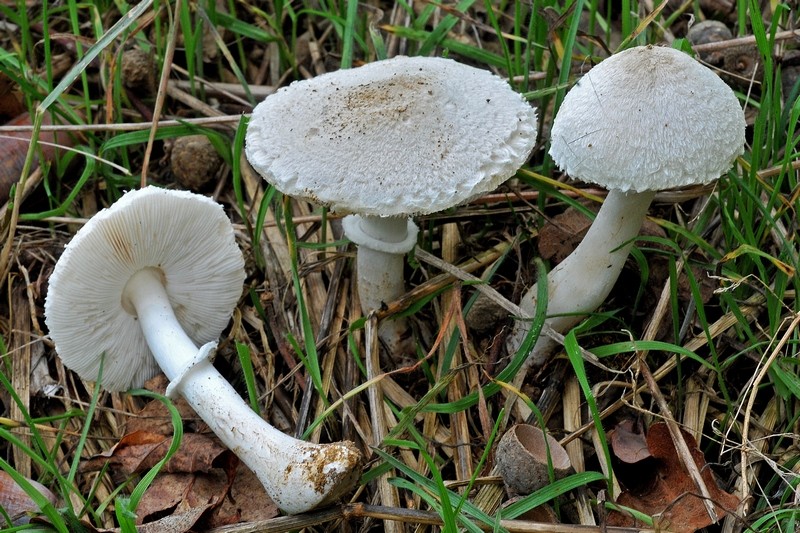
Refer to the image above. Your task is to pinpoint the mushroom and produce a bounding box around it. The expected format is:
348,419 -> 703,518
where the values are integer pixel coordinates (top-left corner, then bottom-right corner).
508,45 -> 745,367
245,55 -> 537,353
44,186 -> 362,514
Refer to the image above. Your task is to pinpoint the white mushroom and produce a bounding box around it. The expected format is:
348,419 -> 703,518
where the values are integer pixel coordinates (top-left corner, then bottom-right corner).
508,45 -> 745,367
44,186 -> 361,514
246,55 -> 537,353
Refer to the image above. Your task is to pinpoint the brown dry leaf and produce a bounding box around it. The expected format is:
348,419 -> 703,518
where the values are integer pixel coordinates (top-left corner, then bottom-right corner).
76,503 -> 213,533
607,422 -> 739,532
79,430 -> 233,476
0,112 -> 79,204
135,470 -> 227,525
135,504 -> 213,533
126,396 -> 205,437
0,471 -> 57,526
125,374 -> 208,436
136,453 -> 278,528
608,418 -> 651,464
0,72 -> 25,119
537,207 -> 592,263
204,463 -> 280,527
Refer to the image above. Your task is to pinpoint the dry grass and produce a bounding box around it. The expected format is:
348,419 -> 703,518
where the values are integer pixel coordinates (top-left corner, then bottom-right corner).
0,1 -> 798,532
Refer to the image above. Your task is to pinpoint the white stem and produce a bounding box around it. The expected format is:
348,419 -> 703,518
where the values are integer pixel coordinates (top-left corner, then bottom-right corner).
354,244 -> 407,313
508,189 -> 656,367
122,268 -> 361,514
343,215 -> 418,354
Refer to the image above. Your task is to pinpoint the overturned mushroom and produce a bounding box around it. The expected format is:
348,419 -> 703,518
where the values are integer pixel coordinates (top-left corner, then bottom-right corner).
246,55 -> 537,354
44,186 -> 361,514
508,45 -> 745,367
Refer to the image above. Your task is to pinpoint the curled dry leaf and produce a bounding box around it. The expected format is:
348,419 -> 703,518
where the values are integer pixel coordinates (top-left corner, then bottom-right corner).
537,206 -> 592,264
609,418 -> 651,464
607,422 -> 740,532
0,112 -> 78,204
0,470 -> 57,526
79,430 -> 235,476
496,424 -> 572,496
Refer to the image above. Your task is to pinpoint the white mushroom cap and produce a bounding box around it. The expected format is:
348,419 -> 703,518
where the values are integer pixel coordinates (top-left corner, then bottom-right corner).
245,56 -> 537,217
44,186 -> 246,392
549,45 -> 745,193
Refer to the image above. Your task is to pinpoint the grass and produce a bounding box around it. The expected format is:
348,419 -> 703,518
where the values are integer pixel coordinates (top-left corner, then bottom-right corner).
0,0 -> 798,531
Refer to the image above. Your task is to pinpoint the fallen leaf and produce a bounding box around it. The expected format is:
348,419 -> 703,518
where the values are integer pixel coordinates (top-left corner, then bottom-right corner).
607,422 -> 739,532
135,453 -> 278,528
537,207 -> 592,263
0,471 -> 57,526
126,375 -> 206,436
135,470 -> 226,525
79,430 -> 234,476
133,503 -> 212,533
207,463 -> 280,527
0,112 -> 80,205
609,418 -> 651,464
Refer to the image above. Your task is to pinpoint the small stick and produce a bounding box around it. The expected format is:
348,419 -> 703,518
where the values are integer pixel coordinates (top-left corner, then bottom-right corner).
207,503 -> 663,532
635,258 -> 718,523
738,312 -> 800,517
140,0 -> 182,188
692,29 -> 800,54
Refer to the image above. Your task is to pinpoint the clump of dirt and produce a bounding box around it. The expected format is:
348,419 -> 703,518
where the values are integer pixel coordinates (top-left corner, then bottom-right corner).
170,135 -> 224,191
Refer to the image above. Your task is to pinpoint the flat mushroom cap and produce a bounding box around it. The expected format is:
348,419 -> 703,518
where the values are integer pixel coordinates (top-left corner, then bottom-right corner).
549,45 -> 745,193
245,55 -> 537,217
44,187 -> 246,392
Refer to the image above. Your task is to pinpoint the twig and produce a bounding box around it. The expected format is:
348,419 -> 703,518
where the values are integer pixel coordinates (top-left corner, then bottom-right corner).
413,246 -> 605,369
633,257 -> 718,522
691,29 -> 800,54
140,0 -> 182,187
0,115 -> 242,133
364,316 -> 403,533
738,312 -> 800,517
207,503 -> 664,532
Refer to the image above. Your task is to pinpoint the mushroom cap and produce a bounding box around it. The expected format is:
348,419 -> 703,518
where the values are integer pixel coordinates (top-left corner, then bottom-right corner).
549,45 -> 745,193
245,56 -> 537,217
44,187 -> 246,392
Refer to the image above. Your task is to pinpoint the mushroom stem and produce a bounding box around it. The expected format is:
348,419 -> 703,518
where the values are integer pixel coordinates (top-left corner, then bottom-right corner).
122,268 -> 362,514
508,189 -> 656,367
342,214 -> 419,353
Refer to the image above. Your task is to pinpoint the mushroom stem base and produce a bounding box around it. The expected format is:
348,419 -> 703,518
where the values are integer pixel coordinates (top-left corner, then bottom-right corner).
169,357 -> 363,514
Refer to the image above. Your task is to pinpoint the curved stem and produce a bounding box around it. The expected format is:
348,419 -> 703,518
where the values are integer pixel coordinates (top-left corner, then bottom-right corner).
508,189 -> 656,367
122,268 -> 362,514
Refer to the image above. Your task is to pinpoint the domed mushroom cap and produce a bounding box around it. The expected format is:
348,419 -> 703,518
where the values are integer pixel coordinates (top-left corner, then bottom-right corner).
245,56 -> 537,217
44,187 -> 246,392
549,45 -> 745,193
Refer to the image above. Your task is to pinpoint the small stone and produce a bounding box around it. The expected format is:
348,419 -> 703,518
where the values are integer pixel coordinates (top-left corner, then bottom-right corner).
465,292 -> 508,333
687,20 -> 732,67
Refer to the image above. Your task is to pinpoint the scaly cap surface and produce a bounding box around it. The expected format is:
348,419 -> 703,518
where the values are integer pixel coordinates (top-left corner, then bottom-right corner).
549,45 -> 745,192
246,56 -> 537,216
